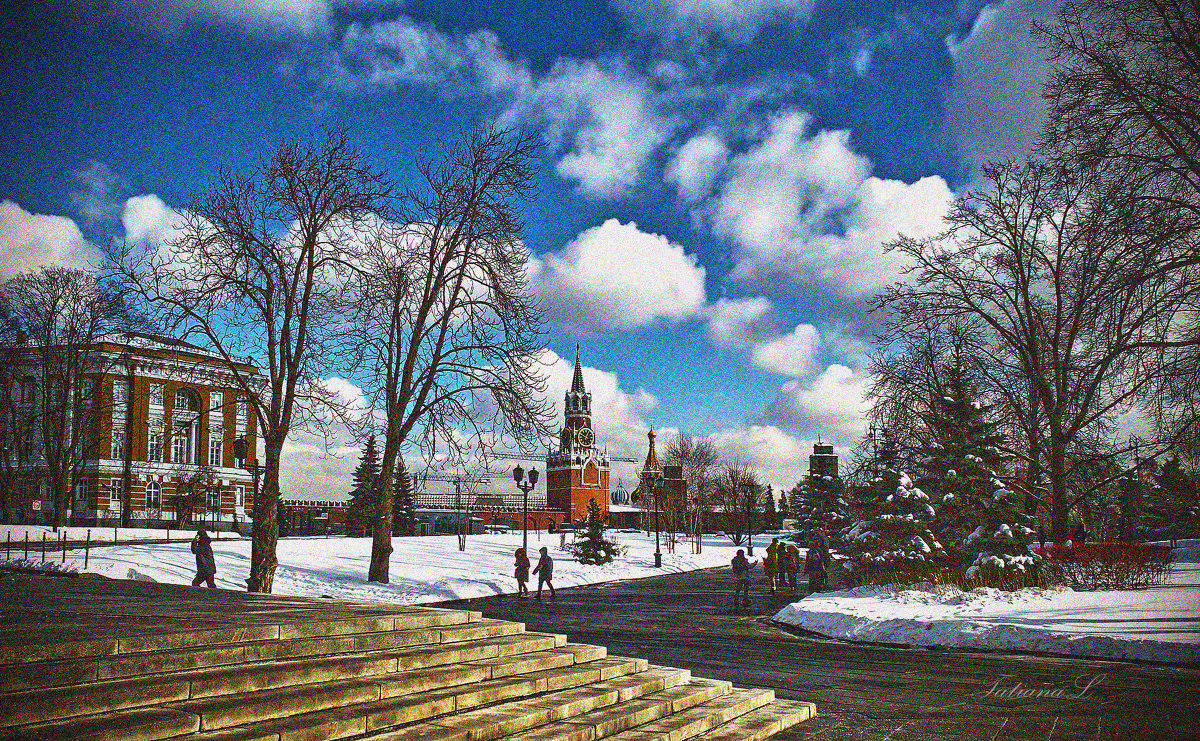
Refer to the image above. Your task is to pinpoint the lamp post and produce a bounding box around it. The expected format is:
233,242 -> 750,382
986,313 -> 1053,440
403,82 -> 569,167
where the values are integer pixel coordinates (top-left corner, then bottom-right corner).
233,437 -> 260,589
743,480 -> 755,556
513,465 -> 539,552
652,474 -> 663,568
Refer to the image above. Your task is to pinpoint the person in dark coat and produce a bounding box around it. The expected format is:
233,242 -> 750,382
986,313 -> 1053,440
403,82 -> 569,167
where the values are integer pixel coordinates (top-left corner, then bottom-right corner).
191,528 -> 217,588
783,543 -> 800,592
532,546 -> 555,600
804,545 -> 826,595
514,548 -> 530,598
731,549 -> 754,607
1037,526 -> 1046,550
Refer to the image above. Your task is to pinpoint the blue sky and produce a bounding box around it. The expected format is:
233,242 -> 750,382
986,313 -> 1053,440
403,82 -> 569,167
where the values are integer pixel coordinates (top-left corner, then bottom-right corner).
0,0 -> 1053,496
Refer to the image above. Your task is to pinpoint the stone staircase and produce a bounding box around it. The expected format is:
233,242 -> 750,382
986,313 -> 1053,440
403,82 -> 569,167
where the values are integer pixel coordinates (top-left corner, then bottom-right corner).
0,600 -> 814,741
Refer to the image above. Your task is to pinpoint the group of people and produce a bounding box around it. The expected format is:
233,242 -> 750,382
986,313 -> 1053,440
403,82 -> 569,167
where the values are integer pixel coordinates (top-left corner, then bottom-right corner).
731,536 -> 832,607
513,546 -> 556,600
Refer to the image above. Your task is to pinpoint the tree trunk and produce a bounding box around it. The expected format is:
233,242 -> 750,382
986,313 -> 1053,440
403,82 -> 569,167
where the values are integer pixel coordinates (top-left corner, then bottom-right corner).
368,439 -> 399,583
248,445 -> 282,593
1048,439 -> 1070,540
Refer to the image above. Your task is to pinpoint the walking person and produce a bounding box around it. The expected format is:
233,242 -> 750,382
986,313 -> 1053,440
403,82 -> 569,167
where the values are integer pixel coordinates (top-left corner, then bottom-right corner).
1037,526 -> 1046,550
804,544 -> 826,595
191,528 -> 217,589
784,543 -> 800,593
532,546 -> 555,601
731,549 -> 754,608
764,537 -> 780,593
514,547 -> 530,598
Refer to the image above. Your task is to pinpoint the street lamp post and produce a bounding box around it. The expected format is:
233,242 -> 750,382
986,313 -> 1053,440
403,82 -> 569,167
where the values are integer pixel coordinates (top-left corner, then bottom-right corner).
513,465 -> 539,552
743,481 -> 755,557
652,475 -> 663,568
233,437 -> 260,590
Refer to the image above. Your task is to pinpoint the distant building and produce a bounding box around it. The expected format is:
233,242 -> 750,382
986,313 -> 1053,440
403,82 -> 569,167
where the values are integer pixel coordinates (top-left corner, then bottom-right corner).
3,332 -> 260,527
809,442 -> 838,479
545,348 -> 611,523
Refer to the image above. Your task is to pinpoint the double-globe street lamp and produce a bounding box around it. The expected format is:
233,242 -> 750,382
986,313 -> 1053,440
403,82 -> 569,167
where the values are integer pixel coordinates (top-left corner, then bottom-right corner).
512,465 -> 539,552
742,480 -> 755,557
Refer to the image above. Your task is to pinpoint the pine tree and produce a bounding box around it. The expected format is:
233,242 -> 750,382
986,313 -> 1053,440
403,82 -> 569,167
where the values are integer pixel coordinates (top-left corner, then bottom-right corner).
777,490 -> 789,524
391,457 -> 417,537
790,474 -> 848,542
567,498 -> 622,565
764,485 -> 777,529
345,435 -> 381,537
918,366 -> 1033,575
841,467 -> 944,584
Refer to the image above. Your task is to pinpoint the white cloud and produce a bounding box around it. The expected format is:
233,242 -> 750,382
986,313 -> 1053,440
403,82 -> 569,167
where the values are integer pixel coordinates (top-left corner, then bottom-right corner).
0,200 -> 99,281
764,363 -> 870,440
122,194 -> 182,249
529,219 -> 707,333
70,161 -> 126,222
610,0 -> 816,42
703,296 -> 774,349
321,22 -> 672,199
665,131 -> 729,203
945,0 -> 1055,167
707,424 -> 813,492
750,322 -> 819,376
111,0 -> 337,36
709,110 -> 953,297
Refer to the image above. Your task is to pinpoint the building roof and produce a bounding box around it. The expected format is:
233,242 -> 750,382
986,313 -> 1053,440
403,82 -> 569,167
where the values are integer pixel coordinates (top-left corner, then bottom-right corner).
641,427 -> 661,475
571,345 -> 586,394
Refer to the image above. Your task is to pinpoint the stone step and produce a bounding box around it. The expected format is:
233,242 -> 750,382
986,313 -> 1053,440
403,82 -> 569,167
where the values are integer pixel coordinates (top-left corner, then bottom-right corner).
0,633 -> 578,729
0,612 -> 498,694
607,688 -> 776,741
0,607 -> 481,668
500,677 -> 732,741
177,655 -> 656,741
690,700 -> 816,741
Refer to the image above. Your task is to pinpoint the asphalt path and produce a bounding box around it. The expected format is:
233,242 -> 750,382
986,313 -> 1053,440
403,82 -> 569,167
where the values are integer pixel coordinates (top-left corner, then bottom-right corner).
443,562 -> 1200,741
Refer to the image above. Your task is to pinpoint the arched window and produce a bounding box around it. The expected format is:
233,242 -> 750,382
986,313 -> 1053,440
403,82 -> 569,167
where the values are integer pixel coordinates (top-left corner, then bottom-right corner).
145,481 -> 162,512
174,388 -> 198,412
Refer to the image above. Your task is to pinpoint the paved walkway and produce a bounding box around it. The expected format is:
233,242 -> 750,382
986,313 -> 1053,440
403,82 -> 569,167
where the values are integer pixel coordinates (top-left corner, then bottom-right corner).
443,565 -> 1200,741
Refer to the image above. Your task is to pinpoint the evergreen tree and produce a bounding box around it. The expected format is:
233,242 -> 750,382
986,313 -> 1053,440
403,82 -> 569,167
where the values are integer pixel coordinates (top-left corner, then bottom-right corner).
764,485 -> 777,529
777,489 -> 789,524
345,435 -> 381,537
391,457 -> 417,536
841,467 -> 944,584
918,366 -> 1033,574
790,474 -> 848,543
567,498 -> 622,565
1150,456 -> 1199,545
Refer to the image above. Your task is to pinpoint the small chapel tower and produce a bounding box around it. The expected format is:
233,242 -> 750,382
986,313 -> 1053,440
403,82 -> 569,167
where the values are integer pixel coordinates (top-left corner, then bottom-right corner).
546,347 -> 611,523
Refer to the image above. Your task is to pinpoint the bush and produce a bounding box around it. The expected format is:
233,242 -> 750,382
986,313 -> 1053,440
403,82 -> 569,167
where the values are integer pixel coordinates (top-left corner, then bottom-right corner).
846,560 -> 1058,591
1035,542 -> 1173,590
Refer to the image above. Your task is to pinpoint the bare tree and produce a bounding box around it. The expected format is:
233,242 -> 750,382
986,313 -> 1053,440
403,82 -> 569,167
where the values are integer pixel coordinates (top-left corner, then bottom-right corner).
664,432 -> 719,553
876,161 -> 1187,538
115,126 -> 392,592
711,459 -> 762,546
0,268 -> 138,528
354,126 -> 553,584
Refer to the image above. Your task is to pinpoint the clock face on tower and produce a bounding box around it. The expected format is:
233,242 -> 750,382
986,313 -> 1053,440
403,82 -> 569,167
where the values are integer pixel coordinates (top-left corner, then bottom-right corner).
575,426 -> 595,448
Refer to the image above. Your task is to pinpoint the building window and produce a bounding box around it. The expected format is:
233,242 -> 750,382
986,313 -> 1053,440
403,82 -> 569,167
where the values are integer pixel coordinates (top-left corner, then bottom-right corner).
108,480 -> 123,511
210,390 -> 223,417
209,435 -> 222,467
172,424 -> 194,465
145,481 -> 162,511
149,383 -> 164,407
79,378 -> 95,405
175,388 -> 197,412
147,430 -> 162,463
113,379 -> 129,406
236,485 -> 245,509
111,428 -> 127,460
207,487 -> 222,514
236,398 -> 248,434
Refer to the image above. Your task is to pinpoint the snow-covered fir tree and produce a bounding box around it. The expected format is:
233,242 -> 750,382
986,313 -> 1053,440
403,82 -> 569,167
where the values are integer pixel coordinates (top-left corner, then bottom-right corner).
918,367 -> 1033,575
345,435 -> 380,537
391,457 -> 416,537
841,467 -> 944,583
567,498 -> 621,565
789,474 -> 848,542
764,485 -> 778,529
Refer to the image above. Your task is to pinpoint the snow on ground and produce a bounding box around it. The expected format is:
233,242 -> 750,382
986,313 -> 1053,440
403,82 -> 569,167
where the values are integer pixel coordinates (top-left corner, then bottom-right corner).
1,525 -> 241,543
773,541 -> 1200,665
4,528 -> 743,605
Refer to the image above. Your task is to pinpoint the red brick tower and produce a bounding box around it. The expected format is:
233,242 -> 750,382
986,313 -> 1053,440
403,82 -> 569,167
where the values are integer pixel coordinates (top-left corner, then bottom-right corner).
546,347 -> 611,523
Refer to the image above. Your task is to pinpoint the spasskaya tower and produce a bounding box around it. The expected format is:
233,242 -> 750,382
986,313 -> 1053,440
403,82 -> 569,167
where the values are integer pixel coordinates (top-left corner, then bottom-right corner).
546,347 -> 611,523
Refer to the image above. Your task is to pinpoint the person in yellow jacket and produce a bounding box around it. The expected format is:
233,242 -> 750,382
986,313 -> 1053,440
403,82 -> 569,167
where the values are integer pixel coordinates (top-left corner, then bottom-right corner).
764,537 -> 781,593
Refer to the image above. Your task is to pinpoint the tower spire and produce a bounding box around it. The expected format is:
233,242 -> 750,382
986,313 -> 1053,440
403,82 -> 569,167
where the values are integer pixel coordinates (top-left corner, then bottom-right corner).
642,427 -> 661,474
571,344 -> 586,393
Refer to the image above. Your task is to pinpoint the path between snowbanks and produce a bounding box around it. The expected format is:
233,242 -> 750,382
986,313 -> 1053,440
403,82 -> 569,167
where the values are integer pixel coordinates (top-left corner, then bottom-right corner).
772,541 -> 1200,665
